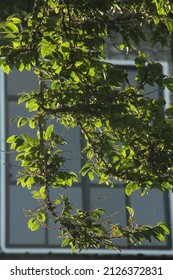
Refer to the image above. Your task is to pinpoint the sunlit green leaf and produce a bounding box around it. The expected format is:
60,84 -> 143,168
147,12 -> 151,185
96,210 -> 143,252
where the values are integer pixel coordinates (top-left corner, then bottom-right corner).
45,124 -> 54,139
37,211 -> 46,223
125,182 -> 140,196
55,198 -> 61,205
126,206 -> 134,217
17,117 -> 28,127
28,218 -> 40,231
62,238 -> 71,247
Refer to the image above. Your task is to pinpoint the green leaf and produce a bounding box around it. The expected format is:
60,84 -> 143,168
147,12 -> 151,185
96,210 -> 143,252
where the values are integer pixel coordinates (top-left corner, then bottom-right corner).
41,45 -> 50,57
39,186 -> 46,200
29,119 -> 37,129
112,224 -> 124,237
152,228 -> 165,242
81,163 -> 92,176
16,142 -> 29,152
45,124 -> 54,139
69,172 -> 78,182
61,41 -> 70,52
126,206 -> 134,217
5,22 -> 19,32
37,12 -> 43,18
31,190 -> 40,198
62,238 -> 71,247
13,41 -> 21,49
65,178 -> 73,186
26,99 -> 38,112
70,71 -> 80,83
95,119 -> 102,128
18,93 -> 30,104
17,117 -> 28,127
119,43 -> 125,51
88,170 -> 94,181
22,134 -> 35,146
37,211 -> 46,223
88,67 -> 95,77
152,15 -> 160,25
55,198 -> 61,205
11,17 -> 21,24
153,0 -> 167,15
18,62 -> 25,72
87,150 -> 94,159
161,182 -> 172,190
125,182 -> 140,196
26,177 -> 35,189
28,218 -> 40,231
6,135 -> 18,143
1,64 -> 11,74
97,208 -> 105,216
26,63 -> 31,71
69,241 -> 76,254
99,174 -> 109,184
157,222 -> 170,235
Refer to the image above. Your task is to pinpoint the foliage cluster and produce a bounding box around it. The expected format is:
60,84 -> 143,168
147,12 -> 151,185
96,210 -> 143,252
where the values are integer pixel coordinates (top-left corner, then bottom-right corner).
1,0 -> 173,252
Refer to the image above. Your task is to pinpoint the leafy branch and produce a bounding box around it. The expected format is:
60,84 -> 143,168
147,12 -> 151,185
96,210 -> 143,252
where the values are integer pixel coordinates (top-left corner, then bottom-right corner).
1,0 -> 173,252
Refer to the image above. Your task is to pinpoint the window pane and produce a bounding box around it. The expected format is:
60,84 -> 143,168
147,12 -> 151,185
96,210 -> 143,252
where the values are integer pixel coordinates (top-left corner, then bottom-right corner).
130,189 -> 170,247
6,69 -> 38,96
90,186 -> 128,246
8,185 -> 46,246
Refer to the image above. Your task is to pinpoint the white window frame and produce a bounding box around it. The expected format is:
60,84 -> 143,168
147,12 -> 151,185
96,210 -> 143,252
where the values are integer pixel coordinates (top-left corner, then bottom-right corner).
0,69 -> 5,253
